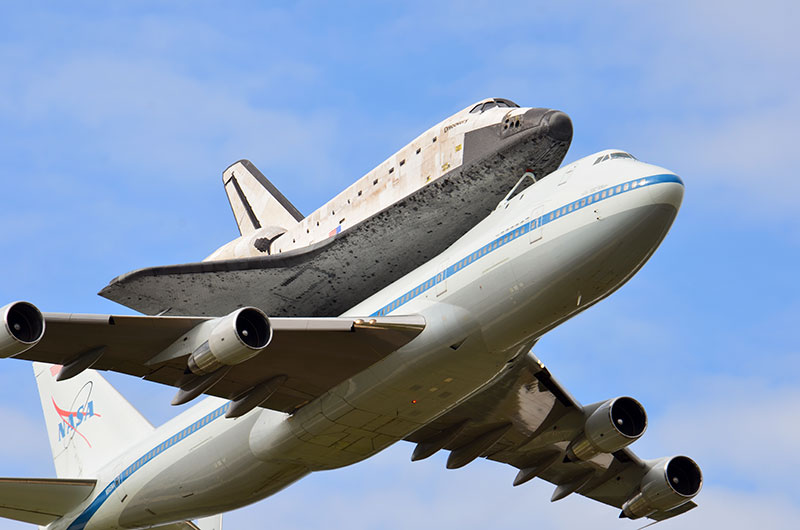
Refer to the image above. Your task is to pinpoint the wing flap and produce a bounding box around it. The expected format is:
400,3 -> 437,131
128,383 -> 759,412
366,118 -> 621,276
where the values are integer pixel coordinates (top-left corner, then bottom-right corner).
0,477 -> 96,525
144,315 -> 426,412
13,313 -> 425,413
649,501 -> 698,521
404,348 -> 697,522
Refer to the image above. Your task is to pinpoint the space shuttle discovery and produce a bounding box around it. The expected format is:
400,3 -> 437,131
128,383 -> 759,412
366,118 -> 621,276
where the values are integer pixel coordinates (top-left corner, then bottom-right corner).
0,98 -> 703,529
211,98 -> 571,258
100,98 -> 573,317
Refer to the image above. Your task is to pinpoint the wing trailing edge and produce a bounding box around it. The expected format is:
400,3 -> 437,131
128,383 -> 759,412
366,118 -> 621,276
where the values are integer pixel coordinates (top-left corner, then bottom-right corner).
13,312 -> 426,414
404,347 -> 701,522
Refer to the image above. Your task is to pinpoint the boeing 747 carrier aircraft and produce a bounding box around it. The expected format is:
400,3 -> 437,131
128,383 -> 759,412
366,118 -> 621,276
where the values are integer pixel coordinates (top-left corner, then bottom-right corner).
0,98 -> 701,529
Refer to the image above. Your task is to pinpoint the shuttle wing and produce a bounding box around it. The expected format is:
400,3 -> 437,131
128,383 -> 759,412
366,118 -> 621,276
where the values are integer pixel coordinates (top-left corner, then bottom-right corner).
99,128 -> 570,319
99,180 -> 501,318
0,477 -> 96,525
404,349 -> 697,522
11,313 -> 425,413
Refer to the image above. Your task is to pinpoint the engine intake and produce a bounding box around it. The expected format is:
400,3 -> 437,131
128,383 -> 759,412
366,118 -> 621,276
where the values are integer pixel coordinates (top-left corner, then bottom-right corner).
621,455 -> 703,519
0,301 -> 45,358
566,396 -> 647,461
187,307 -> 272,375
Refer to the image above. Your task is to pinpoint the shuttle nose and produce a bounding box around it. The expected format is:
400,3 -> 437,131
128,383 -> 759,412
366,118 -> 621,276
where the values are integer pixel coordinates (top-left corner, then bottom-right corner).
543,110 -> 572,142
518,108 -> 573,143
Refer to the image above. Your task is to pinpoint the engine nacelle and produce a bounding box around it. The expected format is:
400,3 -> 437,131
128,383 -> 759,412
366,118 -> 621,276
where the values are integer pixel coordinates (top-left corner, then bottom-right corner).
0,301 -> 45,358
566,396 -> 647,461
187,307 -> 272,375
621,456 -> 703,519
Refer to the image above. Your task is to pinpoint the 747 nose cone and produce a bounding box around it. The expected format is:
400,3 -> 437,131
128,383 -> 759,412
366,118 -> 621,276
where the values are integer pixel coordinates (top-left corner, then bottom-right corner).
647,175 -> 685,210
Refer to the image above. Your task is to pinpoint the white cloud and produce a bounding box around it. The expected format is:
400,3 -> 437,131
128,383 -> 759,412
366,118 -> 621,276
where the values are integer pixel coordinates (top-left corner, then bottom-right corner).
10,53 -> 341,187
616,1 -> 800,209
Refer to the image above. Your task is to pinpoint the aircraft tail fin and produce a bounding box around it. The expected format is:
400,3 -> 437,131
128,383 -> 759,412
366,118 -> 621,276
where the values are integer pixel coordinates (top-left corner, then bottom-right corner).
223,159 -> 304,236
33,362 -> 154,478
0,477 -> 96,526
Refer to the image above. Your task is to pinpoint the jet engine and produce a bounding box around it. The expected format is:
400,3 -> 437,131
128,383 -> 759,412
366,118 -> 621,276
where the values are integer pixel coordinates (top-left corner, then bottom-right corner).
187,307 -> 272,375
620,456 -> 703,519
566,396 -> 647,461
0,301 -> 45,358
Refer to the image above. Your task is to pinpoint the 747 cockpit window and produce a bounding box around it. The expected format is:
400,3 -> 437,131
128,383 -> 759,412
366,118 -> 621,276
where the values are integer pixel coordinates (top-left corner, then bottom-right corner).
593,152 -> 637,165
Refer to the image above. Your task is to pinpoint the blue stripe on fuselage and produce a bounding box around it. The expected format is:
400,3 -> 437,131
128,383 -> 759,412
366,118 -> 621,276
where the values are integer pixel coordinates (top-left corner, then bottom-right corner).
370,173 -> 682,317
67,402 -> 231,530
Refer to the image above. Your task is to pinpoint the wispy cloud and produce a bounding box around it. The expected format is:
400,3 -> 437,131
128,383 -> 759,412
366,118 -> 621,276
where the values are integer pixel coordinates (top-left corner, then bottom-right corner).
645,373 -> 800,491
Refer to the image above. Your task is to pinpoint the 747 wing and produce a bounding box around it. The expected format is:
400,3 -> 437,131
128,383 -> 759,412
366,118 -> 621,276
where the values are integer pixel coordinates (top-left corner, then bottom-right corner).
404,346 -> 702,522
0,301 -> 425,415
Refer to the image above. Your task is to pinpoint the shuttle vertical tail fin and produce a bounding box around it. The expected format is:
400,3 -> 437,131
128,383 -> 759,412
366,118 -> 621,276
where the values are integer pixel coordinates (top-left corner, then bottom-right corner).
32,362 -> 154,478
223,160 -> 304,236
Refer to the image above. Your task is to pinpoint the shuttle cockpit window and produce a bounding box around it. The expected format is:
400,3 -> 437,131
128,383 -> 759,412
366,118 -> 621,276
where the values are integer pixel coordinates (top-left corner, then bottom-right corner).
470,98 -> 520,113
493,98 -> 519,108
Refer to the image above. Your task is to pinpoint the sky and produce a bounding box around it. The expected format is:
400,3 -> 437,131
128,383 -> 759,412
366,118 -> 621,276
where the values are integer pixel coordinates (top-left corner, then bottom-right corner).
0,1 -> 798,528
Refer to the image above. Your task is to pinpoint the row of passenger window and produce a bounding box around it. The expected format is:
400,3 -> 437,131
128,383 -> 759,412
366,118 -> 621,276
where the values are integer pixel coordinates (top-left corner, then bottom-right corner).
377,221 -> 531,315
374,177 -> 651,316
548,179 -> 646,221
119,405 -> 227,480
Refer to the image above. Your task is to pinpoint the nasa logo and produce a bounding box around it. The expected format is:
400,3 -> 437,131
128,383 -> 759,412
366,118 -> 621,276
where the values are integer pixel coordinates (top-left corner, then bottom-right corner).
53,381 -> 101,448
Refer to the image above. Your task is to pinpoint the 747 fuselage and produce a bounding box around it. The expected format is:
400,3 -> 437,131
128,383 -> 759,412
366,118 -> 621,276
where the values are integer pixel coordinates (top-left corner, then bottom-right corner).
76,150 -> 688,529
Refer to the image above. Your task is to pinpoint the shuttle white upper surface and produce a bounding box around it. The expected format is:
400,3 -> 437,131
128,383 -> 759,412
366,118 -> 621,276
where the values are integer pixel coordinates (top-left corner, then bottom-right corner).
205,98 -> 571,260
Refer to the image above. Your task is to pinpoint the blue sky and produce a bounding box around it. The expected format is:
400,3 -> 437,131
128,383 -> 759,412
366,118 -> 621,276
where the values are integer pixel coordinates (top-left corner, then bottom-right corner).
1,1 -> 798,528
